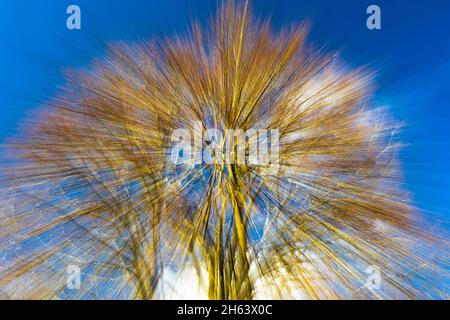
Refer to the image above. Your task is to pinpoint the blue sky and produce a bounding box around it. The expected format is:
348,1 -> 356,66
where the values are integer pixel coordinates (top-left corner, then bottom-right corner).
1,0 -> 449,231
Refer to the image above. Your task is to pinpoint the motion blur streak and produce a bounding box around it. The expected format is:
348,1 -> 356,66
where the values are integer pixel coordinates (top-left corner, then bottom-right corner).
0,1 -> 447,299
